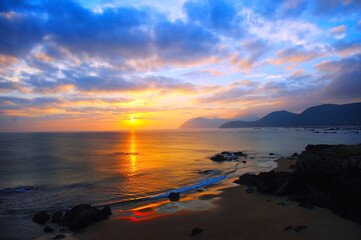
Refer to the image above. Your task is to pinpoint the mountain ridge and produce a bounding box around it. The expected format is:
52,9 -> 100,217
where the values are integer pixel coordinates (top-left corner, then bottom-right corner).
220,102 -> 361,128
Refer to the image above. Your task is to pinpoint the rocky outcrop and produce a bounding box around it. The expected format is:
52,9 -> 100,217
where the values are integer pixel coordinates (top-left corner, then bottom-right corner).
234,144 -> 361,224
210,151 -> 247,162
33,204 -> 112,231
62,204 -> 112,231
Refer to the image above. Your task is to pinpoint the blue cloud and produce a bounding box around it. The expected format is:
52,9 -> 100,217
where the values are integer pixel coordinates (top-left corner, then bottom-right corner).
183,0 -> 243,37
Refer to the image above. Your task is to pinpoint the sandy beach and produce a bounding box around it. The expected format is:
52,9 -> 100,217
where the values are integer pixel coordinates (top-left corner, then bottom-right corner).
74,156 -> 361,240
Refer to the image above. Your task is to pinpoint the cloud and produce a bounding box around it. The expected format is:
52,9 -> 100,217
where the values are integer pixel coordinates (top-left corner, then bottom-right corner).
329,24 -> 347,39
268,45 -> 324,65
315,54 -> 361,100
287,69 -> 312,82
183,0 -> 243,37
229,39 -> 268,72
333,41 -> 361,56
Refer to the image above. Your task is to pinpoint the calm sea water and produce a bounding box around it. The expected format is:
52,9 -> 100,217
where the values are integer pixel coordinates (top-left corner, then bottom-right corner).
0,128 -> 360,239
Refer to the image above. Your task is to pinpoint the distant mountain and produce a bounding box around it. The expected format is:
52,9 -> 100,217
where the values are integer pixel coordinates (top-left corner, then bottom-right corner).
179,117 -> 232,128
220,102 -> 361,128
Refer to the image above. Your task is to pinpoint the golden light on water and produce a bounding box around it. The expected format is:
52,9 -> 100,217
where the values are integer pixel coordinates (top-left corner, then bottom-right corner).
129,131 -> 137,175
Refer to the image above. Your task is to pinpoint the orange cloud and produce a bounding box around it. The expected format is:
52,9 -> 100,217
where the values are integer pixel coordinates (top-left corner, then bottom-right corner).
34,53 -> 54,62
0,55 -> 19,66
268,46 -> 324,65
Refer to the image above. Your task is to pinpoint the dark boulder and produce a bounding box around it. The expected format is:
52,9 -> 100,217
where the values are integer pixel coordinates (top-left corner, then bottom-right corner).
51,211 -> 63,224
191,227 -> 203,236
289,164 -> 296,169
33,211 -> 50,225
62,204 -> 111,231
242,160 -> 247,164
234,171 -> 292,196
245,187 -> 254,194
101,206 -> 111,216
168,192 -> 180,201
44,226 -> 54,232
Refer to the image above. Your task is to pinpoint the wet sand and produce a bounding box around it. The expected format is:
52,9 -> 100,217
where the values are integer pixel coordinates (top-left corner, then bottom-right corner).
74,157 -> 361,240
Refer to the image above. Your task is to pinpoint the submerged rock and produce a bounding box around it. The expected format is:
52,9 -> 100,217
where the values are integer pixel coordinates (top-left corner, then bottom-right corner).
210,151 -> 247,162
210,154 -> 227,162
168,192 -> 180,201
33,211 -> 50,225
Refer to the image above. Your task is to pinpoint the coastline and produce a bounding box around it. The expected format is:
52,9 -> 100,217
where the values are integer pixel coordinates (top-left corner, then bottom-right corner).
73,154 -> 361,240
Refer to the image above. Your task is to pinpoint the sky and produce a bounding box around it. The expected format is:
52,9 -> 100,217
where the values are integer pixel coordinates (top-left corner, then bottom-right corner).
0,0 -> 361,131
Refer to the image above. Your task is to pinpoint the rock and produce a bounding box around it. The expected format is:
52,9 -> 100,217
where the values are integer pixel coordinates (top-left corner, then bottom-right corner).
210,154 -> 226,162
51,211 -> 63,224
62,204 -> 111,231
234,171 -> 293,196
289,164 -> 296,169
287,144 -> 361,224
245,187 -> 254,194
44,226 -> 54,232
191,227 -> 203,236
53,234 -> 66,239
269,153 -> 275,155
235,144 -> 361,225
33,211 -> 51,225
283,226 -> 293,231
221,151 -> 232,155
101,206 -> 112,216
234,151 -> 245,156
291,153 -> 298,157
242,160 -> 247,164
294,226 -> 307,232
168,192 -> 180,201
277,202 -> 285,206
298,202 -> 314,209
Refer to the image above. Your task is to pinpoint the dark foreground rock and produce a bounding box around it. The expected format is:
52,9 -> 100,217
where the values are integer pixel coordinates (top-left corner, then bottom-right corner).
33,204 -> 112,232
62,204 -> 112,231
33,211 -> 50,225
168,192 -> 180,201
234,144 -> 361,224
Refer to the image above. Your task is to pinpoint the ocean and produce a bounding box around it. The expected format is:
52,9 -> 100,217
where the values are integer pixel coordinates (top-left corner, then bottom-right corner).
0,128 -> 360,239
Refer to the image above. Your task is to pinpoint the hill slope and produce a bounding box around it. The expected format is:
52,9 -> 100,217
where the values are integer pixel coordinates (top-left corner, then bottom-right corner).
179,117 -> 231,128
220,102 -> 361,128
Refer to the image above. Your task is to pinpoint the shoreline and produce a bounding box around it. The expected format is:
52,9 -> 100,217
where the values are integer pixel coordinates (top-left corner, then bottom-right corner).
73,154 -> 361,240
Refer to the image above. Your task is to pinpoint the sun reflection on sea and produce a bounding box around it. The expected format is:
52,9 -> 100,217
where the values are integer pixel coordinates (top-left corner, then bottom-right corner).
129,131 -> 137,175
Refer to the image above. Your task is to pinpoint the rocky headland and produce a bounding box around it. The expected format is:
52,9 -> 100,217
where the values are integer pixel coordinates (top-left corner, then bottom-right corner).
234,144 -> 361,224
